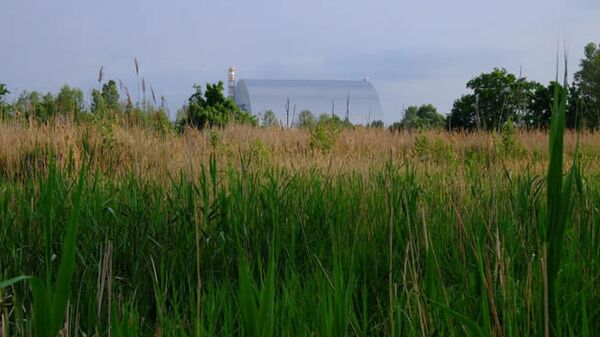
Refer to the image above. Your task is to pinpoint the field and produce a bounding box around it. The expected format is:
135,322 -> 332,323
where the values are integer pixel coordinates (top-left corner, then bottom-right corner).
0,121 -> 599,336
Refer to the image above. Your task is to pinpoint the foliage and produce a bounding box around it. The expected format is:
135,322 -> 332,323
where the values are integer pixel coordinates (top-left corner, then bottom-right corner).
447,42 -> 600,131
523,82 -> 563,129
398,104 -> 445,130
498,118 -> 524,157
91,88 -> 108,117
297,110 -> 316,128
369,120 -> 384,128
0,83 -> 9,119
388,121 -> 403,132
102,80 -> 120,112
447,94 -> 477,131
0,83 -> 8,98
543,73 -> 579,335
0,122 -> 597,336
413,132 -> 430,159
16,91 -> 55,122
317,113 -> 353,129
92,80 -> 121,118
574,42 -> 600,129
261,110 -> 279,127
250,139 -> 272,164
55,85 -> 84,119
149,108 -> 172,135
309,117 -> 342,152
180,81 -> 257,130
447,68 -> 535,131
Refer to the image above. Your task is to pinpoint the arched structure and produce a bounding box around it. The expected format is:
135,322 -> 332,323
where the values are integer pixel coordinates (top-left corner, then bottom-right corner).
234,79 -> 384,125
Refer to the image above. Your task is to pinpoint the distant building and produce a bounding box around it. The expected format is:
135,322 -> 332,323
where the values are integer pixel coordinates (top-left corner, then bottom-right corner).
227,67 -> 384,125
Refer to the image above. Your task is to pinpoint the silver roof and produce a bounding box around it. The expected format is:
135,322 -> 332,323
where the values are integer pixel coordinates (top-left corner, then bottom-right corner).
234,79 -> 384,124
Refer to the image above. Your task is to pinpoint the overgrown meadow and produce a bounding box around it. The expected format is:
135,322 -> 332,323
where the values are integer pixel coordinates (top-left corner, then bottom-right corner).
0,90 -> 599,336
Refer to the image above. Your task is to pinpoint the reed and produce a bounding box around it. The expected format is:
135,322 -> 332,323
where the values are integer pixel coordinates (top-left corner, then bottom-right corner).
0,117 -> 597,336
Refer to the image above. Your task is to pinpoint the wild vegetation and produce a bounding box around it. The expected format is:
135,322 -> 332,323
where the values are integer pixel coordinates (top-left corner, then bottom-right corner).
0,81 -> 599,336
0,46 -> 599,336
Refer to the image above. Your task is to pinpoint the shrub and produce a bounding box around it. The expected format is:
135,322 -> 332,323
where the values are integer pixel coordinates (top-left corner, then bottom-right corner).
0,83 -> 10,119
180,82 -> 257,130
498,119 -> 524,158
309,120 -> 340,152
297,110 -> 316,129
261,110 -> 279,127
413,132 -> 430,160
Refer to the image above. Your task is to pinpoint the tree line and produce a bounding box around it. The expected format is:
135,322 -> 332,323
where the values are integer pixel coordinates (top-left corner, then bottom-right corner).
396,42 -> 600,131
1,42 -> 599,132
0,80 -> 172,133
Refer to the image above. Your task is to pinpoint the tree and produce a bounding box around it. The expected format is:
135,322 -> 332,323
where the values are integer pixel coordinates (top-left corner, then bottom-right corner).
317,113 -> 351,128
91,80 -> 120,118
0,84 -> 8,103
102,80 -> 120,112
297,110 -> 315,128
180,81 -> 257,130
261,110 -> 279,127
399,104 -> 445,130
0,84 -> 9,119
55,85 -> 84,119
567,83 -> 581,129
447,68 -> 536,130
388,121 -> 403,132
16,91 -> 44,121
369,120 -> 384,128
42,93 -> 56,119
447,95 -> 477,131
523,81 -> 563,129
574,42 -> 600,129
91,89 -> 107,116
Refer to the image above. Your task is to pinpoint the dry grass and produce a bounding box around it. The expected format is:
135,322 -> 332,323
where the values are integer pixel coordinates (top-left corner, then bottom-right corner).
1,121 -> 599,182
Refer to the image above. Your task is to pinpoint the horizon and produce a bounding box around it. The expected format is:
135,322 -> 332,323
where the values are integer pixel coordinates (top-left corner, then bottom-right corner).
1,0 -> 599,123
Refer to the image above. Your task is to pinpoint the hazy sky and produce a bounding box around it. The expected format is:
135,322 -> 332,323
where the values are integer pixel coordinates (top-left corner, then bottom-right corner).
1,0 -> 599,122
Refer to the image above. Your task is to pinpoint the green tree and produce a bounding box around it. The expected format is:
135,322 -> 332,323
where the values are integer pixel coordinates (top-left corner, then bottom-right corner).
0,83 -> 9,119
42,93 -> 56,119
574,42 -> 600,129
180,81 -> 257,130
447,68 -> 536,130
369,120 -> 384,128
317,113 -> 352,129
91,89 -> 107,117
388,121 -> 403,132
150,108 -> 172,134
55,85 -> 84,119
16,91 -> 45,121
297,110 -> 315,128
447,95 -> 477,131
102,80 -> 120,112
567,83 -> 581,129
261,110 -> 279,127
399,104 -> 445,130
523,81 -> 563,129
0,84 -> 8,98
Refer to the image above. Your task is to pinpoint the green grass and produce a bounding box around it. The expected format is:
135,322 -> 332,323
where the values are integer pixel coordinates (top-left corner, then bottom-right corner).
0,87 -> 598,336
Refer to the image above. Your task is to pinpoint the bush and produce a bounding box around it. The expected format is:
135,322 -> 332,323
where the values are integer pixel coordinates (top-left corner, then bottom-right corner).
309,120 -> 341,152
0,84 -> 10,119
179,82 -> 257,130
498,119 -> 524,158
297,110 -> 316,128
413,132 -> 430,160
369,120 -> 384,128
261,110 -> 279,127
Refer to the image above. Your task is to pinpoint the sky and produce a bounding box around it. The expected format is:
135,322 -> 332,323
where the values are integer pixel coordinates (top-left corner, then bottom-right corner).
1,0 -> 599,123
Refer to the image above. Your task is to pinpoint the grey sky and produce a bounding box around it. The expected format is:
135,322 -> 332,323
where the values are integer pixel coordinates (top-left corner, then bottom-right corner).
1,0 -> 599,122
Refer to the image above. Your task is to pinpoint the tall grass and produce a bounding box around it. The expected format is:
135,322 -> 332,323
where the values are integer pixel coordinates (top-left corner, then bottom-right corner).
0,104 -> 598,335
